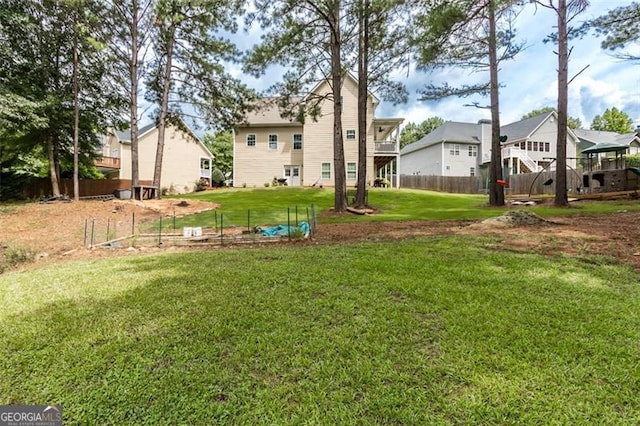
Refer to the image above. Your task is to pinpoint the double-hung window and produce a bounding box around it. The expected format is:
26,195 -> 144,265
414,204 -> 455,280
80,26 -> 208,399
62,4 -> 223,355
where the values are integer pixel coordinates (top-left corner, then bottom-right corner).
346,129 -> 356,140
293,134 -> 302,150
321,162 -> 331,179
247,134 -> 256,147
268,134 -> 278,150
347,162 -> 357,180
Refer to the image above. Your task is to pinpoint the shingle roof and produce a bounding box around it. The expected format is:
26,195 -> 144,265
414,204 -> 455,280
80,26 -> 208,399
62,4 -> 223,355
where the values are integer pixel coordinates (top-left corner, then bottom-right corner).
115,122 -> 156,142
500,112 -> 551,141
574,128 -> 638,146
400,121 -> 480,155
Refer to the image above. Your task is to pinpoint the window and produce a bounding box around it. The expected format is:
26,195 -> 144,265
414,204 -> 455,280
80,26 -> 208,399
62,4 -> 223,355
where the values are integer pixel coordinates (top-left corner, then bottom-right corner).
527,141 -> 532,151
284,167 -> 291,177
321,162 -> 331,179
545,142 -> 550,152
445,165 -> 451,170
347,162 -> 357,180
470,167 -> 476,177
346,129 -> 356,140
449,144 -> 460,156
268,134 -> 278,150
468,145 -> 477,157
533,141 -> 539,152
293,134 -> 302,150
520,142 -> 526,150
247,134 -> 256,147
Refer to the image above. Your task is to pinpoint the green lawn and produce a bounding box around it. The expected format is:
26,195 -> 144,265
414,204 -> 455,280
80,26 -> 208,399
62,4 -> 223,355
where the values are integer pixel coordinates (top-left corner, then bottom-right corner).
1,237 -> 639,424
167,187 -> 640,230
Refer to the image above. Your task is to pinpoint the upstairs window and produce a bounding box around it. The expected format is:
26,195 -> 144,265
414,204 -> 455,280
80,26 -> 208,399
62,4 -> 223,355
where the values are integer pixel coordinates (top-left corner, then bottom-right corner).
293,134 -> 303,150
346,129 -> 356,140
247,134 -> 256,147
468,145 -> 477,157
268,134 -> 278,150
449,144 -> 460,156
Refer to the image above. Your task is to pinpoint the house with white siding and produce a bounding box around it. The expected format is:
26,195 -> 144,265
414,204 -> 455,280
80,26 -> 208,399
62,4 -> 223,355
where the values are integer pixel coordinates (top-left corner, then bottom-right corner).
400,111 -> 578,177
96,119 -> 213,194
233,75 -> 403,188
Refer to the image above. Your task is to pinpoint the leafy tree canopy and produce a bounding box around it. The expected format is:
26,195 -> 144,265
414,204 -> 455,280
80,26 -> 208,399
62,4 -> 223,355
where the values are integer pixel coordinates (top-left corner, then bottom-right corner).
521,107 -> 582,129
590,107 -> 634,133
400,117 -> 444,149
203,131 -> 233,178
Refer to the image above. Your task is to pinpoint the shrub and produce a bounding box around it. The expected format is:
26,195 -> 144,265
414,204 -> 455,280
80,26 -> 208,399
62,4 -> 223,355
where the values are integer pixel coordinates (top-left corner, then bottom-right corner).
627,154 -> 640,168
0,245 -> 35,274
211,169 -> 225,187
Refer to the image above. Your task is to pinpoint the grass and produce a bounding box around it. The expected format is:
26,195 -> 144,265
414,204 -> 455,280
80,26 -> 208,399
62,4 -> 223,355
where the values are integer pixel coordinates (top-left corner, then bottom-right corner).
1,237 -> 639,424
159,187 -> 640,232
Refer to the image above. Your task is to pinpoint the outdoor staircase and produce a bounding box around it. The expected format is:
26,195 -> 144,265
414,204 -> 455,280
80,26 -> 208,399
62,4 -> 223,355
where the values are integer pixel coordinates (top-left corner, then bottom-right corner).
502,147 -> 541,173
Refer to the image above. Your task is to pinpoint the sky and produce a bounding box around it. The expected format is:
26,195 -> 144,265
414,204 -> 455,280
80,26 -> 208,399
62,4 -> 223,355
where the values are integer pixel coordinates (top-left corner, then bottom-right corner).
231,0 -> 639,131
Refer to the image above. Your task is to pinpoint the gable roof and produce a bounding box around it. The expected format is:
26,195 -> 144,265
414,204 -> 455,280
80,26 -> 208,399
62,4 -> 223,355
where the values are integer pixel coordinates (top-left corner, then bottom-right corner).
401,111 -> 582,156
500,112 -> 552,141
114,118 -> 214,158
573,128 -> 639,147
115,122 -> 156,142
239,73 -> 380,127
400,121 -> 480,155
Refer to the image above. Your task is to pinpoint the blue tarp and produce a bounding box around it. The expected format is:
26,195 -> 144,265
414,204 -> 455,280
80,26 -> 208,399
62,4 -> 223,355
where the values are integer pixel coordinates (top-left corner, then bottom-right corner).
257,221 -> 310,238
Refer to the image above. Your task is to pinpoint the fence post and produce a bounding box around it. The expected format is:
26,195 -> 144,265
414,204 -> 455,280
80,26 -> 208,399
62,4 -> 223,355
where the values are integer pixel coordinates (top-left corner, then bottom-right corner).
247,209 -> 251,233
287,207 -> 291,240
83,218 -> 88,247
158,216 -> 162,245
106,218 -> 111,242
220,214 -> 224,245
90,219 -> 95,247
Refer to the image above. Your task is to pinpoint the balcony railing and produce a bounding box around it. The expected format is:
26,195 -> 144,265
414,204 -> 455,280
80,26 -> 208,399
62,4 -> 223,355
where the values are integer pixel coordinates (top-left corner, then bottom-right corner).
374,141 -> 398,153
200,168 -> 212,178
94,156 -> 120,169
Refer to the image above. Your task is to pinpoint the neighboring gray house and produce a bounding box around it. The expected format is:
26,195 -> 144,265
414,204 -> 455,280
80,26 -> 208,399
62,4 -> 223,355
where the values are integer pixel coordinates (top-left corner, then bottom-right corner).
574,128 -> 640,155
399,120 -> 488,177
400,112 -> 578,177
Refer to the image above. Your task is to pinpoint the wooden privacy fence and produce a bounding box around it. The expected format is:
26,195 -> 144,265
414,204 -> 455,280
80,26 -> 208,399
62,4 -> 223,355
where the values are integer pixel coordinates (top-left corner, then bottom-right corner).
401,170 -> 583,196
23,178 -> 153,199
401,175 -> 485,194
506,170 -> 583,196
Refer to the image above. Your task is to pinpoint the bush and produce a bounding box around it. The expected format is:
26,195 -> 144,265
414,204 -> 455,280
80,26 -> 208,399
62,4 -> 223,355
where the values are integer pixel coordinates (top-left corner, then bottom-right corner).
0,245 -> 35,274
211,168 -> 225,187
627,154 -> 640,168
195,178 -> 208,192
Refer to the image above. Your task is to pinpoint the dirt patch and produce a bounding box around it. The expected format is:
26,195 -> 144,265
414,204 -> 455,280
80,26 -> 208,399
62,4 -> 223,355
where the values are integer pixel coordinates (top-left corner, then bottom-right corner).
1,200 -> 639,273
0,199 -> 219,257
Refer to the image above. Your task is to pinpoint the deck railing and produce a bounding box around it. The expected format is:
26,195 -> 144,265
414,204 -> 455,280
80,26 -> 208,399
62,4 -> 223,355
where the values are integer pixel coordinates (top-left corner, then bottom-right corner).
94,156 -> 121,169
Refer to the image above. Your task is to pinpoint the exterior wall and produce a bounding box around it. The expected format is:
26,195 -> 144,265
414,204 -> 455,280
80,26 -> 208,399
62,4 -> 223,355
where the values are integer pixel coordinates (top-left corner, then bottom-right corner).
442,142 -> 479,176
400,144 -> 443,176
120,126 -> 211,193
234,125 -> 304,187
478,121 -> 492,163
304,78 -> 375,187
523,118 -> 577,168
234,76 -> 377,188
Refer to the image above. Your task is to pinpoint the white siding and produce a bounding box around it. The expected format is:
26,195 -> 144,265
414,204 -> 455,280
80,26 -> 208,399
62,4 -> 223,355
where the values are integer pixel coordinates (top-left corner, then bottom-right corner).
400,144 -> 444,176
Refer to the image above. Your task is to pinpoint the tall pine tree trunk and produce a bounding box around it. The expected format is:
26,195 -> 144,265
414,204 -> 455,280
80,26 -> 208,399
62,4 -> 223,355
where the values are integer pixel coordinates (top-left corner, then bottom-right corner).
153,26 -> 176,199
330,0 -> 347,212
72,6 -> 80,201
488,0 -> 504,206
47,135 -> 61,197
355,0 -> 369,208
130,0 -> 141,190
555,0 -> 569,206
